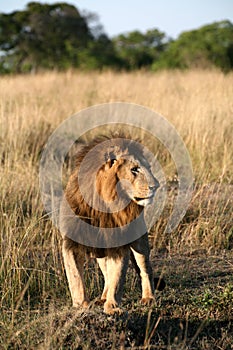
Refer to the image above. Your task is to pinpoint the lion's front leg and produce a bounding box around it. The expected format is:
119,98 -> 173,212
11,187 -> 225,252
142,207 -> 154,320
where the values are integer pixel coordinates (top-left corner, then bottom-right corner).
62,239 -> 89,308
103,254 -> 129,314
130,234 -> 155,305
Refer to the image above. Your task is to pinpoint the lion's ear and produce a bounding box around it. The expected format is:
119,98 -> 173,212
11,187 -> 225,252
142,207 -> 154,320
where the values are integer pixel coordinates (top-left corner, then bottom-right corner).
102,158 -> 117,171
110,158 -> 117,167
105,151 -> 117,167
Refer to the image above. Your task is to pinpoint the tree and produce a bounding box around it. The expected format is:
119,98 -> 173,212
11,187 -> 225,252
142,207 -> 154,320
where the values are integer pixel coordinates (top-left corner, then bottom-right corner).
76,34 -> 122,70
153,20 -> 233,71
0,2 -> 113,72
0,4 -> 232,73
113,29 -> 168,70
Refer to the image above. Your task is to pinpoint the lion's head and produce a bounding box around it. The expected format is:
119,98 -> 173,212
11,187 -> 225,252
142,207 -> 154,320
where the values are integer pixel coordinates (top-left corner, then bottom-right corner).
95,139 -> 159,208
65,136 -> 159,214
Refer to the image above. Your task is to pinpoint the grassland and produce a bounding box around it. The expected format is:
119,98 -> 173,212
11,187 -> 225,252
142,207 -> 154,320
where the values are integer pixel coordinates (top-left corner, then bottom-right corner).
0,69 -> 232,349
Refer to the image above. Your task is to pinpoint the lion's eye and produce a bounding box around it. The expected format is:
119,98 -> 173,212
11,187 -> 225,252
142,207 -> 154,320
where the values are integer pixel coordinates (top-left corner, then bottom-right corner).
131,166 -> 140,175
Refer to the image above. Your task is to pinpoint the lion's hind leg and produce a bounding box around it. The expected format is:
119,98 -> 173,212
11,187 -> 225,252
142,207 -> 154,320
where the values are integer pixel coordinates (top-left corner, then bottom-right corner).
62,239 -> 89,308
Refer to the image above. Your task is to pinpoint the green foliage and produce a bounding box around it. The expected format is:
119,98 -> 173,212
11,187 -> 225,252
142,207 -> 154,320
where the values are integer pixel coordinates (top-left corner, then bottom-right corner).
77,34 -> 123,70
0,2 -> 118,72
0,2 -> 232,73
113,29 -> 168,69
153,20 -> 233,71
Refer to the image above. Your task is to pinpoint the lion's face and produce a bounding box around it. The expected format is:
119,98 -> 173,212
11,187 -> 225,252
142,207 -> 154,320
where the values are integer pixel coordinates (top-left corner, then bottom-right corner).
96,151 -> 159,207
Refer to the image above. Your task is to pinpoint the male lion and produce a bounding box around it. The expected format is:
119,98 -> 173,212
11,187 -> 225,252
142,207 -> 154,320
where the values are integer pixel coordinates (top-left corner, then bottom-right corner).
59,135 -> 160,314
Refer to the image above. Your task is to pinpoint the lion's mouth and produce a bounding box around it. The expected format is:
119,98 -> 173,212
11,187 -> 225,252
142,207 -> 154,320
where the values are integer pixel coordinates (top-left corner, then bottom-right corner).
134,196 -> 150,202
133,192 -> 155,206
134,194 -> 154,202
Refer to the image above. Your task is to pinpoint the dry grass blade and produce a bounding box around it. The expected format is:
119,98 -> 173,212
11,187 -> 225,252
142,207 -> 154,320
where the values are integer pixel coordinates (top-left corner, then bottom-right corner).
0,69 -> 232,349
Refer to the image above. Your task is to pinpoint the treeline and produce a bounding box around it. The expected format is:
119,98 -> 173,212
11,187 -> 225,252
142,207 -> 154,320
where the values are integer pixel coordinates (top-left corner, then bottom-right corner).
0,2 -> 233,73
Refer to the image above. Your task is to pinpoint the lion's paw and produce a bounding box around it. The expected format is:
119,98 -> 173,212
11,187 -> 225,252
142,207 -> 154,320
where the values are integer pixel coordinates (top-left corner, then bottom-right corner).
141,297 -> 155,306
104,301 -> 123,315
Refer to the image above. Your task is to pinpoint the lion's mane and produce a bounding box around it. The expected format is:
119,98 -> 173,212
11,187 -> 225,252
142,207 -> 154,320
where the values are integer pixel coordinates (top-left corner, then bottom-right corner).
60,135 -> 148,257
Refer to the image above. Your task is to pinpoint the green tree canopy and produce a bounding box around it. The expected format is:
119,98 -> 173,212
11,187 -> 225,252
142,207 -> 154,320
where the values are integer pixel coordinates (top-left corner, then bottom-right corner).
0,2 -> 117,72
0,3 -> 232,73
113,29 -> 168,69
153,20 -> 233,71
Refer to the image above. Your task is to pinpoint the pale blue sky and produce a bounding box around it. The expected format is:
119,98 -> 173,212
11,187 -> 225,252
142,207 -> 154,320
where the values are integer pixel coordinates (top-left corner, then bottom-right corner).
1,0 -> 233,38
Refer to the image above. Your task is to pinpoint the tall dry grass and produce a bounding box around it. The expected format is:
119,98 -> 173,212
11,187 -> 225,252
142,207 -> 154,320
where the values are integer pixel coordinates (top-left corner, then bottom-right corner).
0,69 -> 232,348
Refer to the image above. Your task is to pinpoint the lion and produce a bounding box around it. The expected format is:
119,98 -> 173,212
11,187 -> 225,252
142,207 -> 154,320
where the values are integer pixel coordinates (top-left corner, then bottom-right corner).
59,135 -> 162,314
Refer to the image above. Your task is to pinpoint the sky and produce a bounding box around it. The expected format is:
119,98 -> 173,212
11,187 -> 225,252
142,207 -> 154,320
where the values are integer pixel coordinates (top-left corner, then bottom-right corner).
1,0 -> 233,39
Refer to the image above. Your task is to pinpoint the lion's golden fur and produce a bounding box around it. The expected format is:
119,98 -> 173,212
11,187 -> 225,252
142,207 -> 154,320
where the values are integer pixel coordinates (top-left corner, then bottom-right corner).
60,134 -> 159,314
